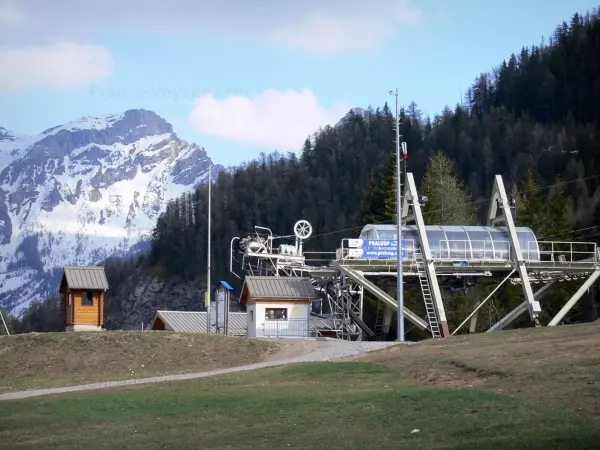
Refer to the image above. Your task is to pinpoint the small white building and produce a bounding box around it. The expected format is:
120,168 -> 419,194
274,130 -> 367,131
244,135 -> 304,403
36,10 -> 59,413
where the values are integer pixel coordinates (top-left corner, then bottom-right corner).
240,276 -> 316,338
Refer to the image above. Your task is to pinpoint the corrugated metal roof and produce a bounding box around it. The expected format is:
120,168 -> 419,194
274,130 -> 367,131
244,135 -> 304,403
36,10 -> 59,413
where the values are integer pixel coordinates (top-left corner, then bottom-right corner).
152,311 -> 334,335
243,276 -> 316,300
153,311 -> 247,335
62,266 -> 109,290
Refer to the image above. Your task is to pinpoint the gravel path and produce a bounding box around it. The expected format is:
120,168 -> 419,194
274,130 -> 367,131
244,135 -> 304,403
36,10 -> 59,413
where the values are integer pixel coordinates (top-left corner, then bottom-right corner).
0,339 -> 398,402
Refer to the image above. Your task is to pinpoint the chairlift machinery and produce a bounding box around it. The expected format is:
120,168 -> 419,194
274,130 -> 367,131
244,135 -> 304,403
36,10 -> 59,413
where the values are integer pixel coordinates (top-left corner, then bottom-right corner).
230,173 -> 600,341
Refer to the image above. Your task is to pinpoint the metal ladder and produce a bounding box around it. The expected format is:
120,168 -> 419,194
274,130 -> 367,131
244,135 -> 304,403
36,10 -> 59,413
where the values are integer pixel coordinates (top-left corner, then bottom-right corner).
414,248 -> 442,339
373,299 -> 386,340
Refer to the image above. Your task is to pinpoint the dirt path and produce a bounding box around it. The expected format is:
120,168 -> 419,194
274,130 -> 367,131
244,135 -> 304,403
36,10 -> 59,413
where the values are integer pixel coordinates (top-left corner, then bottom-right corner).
0,339 -> 396,401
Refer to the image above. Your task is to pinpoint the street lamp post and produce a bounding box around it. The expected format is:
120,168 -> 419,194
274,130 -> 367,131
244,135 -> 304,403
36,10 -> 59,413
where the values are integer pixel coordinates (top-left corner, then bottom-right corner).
206,164 -> 212,333
389,89 -> 405,342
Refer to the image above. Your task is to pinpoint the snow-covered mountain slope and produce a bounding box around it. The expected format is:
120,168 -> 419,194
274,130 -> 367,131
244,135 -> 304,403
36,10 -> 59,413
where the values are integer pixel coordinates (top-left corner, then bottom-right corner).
0,109 -> 222,315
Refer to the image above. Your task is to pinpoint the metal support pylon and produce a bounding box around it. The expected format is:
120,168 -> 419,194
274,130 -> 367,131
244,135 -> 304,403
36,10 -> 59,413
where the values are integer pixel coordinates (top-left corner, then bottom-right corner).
404,173 -> 450,337
488,175 -> 541,325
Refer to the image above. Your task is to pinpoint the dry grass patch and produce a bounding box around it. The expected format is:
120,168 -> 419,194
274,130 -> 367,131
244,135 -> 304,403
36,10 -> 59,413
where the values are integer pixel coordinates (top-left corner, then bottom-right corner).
0,331 -> 280,393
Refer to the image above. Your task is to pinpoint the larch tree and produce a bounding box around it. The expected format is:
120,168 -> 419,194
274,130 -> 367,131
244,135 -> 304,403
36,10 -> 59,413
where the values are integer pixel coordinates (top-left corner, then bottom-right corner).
420,151 -> 477,225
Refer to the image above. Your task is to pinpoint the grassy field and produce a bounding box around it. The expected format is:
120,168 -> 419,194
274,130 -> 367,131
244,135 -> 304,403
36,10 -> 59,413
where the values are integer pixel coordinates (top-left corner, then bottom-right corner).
0,331 -> 279,393
2,323 -> 600,449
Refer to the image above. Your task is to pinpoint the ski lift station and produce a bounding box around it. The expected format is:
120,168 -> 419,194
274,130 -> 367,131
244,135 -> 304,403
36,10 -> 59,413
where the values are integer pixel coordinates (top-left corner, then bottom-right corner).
226,173 -> 600,341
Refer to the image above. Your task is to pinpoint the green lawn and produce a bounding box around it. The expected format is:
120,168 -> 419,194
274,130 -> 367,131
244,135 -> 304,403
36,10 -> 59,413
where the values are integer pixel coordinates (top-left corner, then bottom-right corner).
2,323 -> 600,449
1,362 -> 598,449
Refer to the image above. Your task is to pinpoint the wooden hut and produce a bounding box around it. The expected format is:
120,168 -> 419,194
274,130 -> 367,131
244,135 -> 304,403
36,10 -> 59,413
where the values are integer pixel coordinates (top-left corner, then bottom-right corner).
59,266 -> 109,331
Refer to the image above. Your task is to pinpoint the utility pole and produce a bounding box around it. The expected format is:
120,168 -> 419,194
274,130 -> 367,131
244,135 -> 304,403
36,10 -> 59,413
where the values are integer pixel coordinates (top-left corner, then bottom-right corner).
389,88 -> 404,342
206,164 -> 212,334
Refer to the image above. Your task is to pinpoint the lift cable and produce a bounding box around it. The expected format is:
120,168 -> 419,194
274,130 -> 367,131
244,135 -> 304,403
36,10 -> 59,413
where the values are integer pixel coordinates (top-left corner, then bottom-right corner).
302,174 -> 600,240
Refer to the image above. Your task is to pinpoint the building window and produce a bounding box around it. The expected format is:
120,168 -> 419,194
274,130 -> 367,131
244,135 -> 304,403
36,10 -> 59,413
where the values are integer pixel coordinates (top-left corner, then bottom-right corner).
265,308 -> 287,321
250,310 -> 254,322
82,291 -> 94,306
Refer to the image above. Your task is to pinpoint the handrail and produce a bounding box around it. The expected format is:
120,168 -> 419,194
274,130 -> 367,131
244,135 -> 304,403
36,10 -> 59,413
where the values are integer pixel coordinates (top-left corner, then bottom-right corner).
263,318 -> 309,338
530,240 -> 598,263
337,237 -> 600,264
337,238 -> 513,262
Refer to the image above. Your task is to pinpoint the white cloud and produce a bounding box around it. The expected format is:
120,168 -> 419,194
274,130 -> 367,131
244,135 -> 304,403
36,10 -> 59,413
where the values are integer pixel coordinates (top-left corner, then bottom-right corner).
1,0 -> 422,54
188,89 -> 350,149
0,42 -> 114,93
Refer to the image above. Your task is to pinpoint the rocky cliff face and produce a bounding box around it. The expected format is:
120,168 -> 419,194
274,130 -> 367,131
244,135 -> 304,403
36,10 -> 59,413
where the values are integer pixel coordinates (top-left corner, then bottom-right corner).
104,266 -> 243,330
0,109 -> 223,314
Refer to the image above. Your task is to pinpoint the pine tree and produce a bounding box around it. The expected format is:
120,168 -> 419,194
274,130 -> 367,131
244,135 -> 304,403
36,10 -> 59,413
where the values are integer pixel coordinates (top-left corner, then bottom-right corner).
358,152 -> 396,224
516,167 -> 546,233
516,169 -> 571,240
512,169 -> 578,323
357,177 -> 379,224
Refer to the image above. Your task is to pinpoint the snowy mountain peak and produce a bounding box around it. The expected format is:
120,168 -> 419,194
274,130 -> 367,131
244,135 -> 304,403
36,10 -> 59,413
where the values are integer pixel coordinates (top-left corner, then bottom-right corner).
41,112 -> 125,135
0,110 -> 222,314
40,109 -> 173,139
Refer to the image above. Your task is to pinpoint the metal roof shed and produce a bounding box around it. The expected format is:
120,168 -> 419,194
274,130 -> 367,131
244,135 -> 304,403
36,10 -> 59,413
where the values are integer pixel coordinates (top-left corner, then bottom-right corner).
240,276 -> 316,304
151,310 -> 248,336
240,276 -> 317,339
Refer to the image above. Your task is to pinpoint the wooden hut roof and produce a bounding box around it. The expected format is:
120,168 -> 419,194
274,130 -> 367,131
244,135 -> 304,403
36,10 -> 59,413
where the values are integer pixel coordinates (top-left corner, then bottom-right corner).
61,266 -> 109,291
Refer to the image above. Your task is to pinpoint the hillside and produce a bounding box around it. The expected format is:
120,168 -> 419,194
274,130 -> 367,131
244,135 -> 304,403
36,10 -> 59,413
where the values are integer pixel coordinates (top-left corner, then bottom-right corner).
0,109 -> 222,314
2,323 -> 600,448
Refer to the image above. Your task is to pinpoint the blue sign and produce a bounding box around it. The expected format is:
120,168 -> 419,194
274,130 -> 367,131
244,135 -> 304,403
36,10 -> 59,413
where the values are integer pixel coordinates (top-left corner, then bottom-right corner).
362,239 -> 407,259
451,261 -> 469,268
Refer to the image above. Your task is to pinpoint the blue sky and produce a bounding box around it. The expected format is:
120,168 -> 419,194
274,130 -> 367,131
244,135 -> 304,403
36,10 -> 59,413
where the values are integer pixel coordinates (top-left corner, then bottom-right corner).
0,0 -> 597,166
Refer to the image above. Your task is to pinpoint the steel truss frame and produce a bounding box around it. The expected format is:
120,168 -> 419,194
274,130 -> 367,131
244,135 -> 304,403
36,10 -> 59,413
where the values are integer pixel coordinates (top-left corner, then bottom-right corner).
230,173 -> 600,341
230,222 -> 368,340
480,175 -> 600,331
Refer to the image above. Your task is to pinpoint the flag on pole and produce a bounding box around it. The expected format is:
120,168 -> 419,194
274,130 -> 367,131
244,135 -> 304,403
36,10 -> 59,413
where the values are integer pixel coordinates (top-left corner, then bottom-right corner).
401,142 -> 408,160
